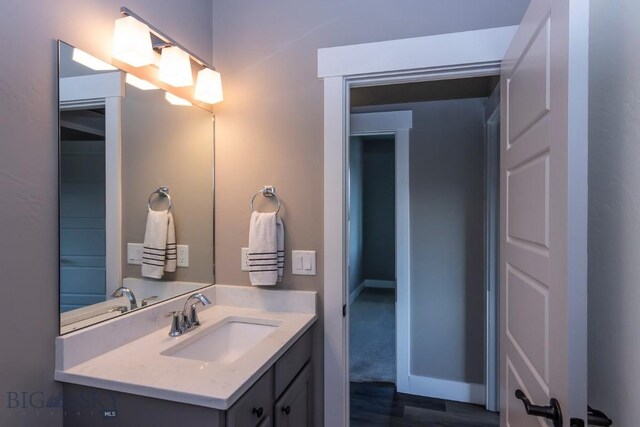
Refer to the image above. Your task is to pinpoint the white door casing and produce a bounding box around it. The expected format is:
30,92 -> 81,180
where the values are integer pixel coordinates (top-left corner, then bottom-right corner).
319,26 -> 517,426
499,0 -> 589,425
349,111 -> 412,393
60,72 -> 124,297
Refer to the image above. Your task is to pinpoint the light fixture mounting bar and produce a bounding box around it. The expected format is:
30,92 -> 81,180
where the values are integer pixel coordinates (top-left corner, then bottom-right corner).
120,6 -> 216,71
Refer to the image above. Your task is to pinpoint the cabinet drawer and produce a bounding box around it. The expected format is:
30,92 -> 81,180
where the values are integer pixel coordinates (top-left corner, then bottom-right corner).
227,369 -> 273,427
274,330 -> 312,398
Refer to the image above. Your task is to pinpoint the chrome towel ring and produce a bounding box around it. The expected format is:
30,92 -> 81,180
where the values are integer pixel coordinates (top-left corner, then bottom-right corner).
148,186 -> 172,212
250,185 -> 281,214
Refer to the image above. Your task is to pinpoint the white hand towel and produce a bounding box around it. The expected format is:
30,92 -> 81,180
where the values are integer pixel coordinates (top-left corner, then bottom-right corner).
249,212 -> 284,286
164,212 -> 177,273
276,217 -> 284,282
142,210 -> 170,279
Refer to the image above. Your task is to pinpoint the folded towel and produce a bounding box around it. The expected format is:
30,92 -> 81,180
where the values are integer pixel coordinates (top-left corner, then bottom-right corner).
248,211 -> 284,286
276,216 -> 284,282
141,210 -> 175,279
164,213 -> 177,273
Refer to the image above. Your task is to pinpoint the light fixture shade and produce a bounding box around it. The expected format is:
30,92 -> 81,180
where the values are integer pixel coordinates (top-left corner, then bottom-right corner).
194,68 -> 223,104
125,73 -> 158,90
112,16 -> 154,67
165,92 -> 192,106
158,46 -> 193,87
72,48 -> 116,71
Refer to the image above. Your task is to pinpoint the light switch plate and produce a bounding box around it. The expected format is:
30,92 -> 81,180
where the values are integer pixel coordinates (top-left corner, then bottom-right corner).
292,250 -> 316,276
127,243 -> 143,265
177,245 -> 189,267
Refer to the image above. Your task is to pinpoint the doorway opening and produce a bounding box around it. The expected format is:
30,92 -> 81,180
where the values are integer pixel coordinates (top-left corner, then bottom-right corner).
347,76 -> 501,425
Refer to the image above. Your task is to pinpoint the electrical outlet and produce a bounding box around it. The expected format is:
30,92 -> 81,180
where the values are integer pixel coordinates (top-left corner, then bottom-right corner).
241,247 -> 250,271
127,243 -> 143,265
177,245 -> 189,267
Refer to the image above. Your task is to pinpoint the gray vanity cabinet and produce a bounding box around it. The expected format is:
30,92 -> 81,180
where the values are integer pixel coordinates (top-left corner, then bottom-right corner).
61,329 -> 313,427
227,369 -> 273,426
274,362 -> 312,427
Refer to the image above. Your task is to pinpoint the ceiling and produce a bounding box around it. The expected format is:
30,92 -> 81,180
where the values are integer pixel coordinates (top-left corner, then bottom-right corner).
351,75 -> 499,107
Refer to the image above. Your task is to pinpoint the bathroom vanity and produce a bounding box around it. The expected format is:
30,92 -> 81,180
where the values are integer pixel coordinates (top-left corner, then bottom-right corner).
56,285 -> 317,427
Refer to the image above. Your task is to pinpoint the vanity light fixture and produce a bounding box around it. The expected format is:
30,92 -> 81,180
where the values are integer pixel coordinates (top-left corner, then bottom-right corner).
158,46 -> 193,87
125,73 -> 158,90
195,68 -> 223,104
112,15 -> 154,67
72,48 -> 117,71
115,7 -> 224,104
165,92 -> 192,106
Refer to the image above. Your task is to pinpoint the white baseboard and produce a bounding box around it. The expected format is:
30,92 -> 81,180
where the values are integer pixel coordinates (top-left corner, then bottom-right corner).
364,279 -> 396,289
399,375 -> 485,405
349,281 -> 366,305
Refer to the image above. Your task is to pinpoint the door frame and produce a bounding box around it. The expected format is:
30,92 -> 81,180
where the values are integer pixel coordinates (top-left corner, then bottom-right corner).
60,71 -> 124,298
318,25 -> 517,426
349,111 -> 412,390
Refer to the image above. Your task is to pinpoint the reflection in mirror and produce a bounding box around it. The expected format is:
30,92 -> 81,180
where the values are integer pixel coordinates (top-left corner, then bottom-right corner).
58,41 -> 214,334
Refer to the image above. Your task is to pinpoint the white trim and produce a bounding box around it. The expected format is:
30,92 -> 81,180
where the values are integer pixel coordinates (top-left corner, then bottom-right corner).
104,97 -> 122,297
407,375 -> 485,406
320,26 -> 516,426
323,76 -> 348,427
60,73 -> 124,299
350,112 -> 412,395
318,26 -> 517,78
348,281 -> 365,305
59,72 -> 124,102
484,97 -> 500,412
351,111 -> 413,133
363,279 -> 396,289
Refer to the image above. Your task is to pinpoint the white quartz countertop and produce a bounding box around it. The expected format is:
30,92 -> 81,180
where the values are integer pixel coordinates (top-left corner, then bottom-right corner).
55,285 -> 316,410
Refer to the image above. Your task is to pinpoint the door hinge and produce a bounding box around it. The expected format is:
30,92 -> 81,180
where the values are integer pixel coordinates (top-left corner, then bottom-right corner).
342,304 -> 346,317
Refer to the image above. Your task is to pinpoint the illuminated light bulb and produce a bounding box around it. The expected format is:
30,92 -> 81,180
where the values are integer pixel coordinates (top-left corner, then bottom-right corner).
125,73 -> 158,90
72,48 -> 116,71
194,68 -> 223,104
158,46 -> 193,87
112,16 -> 154,67
165,92 -> 192,106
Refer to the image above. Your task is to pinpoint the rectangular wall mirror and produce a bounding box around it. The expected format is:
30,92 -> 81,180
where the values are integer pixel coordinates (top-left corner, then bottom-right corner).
58,40 -> 214,334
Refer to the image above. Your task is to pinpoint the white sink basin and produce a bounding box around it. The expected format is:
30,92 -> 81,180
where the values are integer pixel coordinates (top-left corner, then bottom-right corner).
163,318 -> 278,364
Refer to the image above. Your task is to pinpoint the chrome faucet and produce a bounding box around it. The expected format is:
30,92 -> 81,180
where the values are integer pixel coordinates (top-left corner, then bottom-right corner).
111,287 -> 138,310
165,293 -> 211,337
183,293 -> 211,328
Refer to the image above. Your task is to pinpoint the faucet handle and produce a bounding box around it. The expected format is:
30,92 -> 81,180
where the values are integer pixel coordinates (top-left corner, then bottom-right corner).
141,296 -> 158,307
165,311 -> 183,337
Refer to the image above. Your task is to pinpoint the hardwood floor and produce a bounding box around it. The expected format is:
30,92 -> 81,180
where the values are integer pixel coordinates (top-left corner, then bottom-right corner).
350,382 -> 499,427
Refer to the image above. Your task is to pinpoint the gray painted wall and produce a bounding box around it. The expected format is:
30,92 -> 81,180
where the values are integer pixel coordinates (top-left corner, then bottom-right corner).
357,98 -> 487,385
121,87 -> 214,283
362,137 -> 396,282
0,1 -> 212,426
588,1 -> 640,425
211,3 -> 529,422
0,1 -> 531,425
408,99 -> 486,385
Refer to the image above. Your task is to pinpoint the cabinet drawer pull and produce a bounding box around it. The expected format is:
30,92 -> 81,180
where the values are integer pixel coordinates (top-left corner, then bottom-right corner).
281,405 -> 291,415
252,407 -> 264,418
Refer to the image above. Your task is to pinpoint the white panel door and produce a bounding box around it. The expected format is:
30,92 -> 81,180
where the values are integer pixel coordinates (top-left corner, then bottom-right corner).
500,0 -> 588,426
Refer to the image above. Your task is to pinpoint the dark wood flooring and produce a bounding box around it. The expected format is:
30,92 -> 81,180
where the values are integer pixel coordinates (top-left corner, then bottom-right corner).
350,381 -> 499,427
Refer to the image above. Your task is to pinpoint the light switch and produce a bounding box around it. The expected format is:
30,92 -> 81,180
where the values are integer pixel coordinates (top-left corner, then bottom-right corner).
127,243 -> 143,265
292,250 -> 316,276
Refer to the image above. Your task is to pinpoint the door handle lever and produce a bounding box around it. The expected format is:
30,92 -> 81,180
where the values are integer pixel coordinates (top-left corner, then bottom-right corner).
587,406 -> 612,426
515,389 -> 563,427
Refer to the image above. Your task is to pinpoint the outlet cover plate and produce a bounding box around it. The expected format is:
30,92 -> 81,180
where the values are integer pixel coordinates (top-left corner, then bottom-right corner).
241,247 -> 250,271
177,245 -> 189,267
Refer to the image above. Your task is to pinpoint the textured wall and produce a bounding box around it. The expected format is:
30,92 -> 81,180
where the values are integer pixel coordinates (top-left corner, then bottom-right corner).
0,1 -> 212,426
211,2 -> 529,423
588,1 -> 640,425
